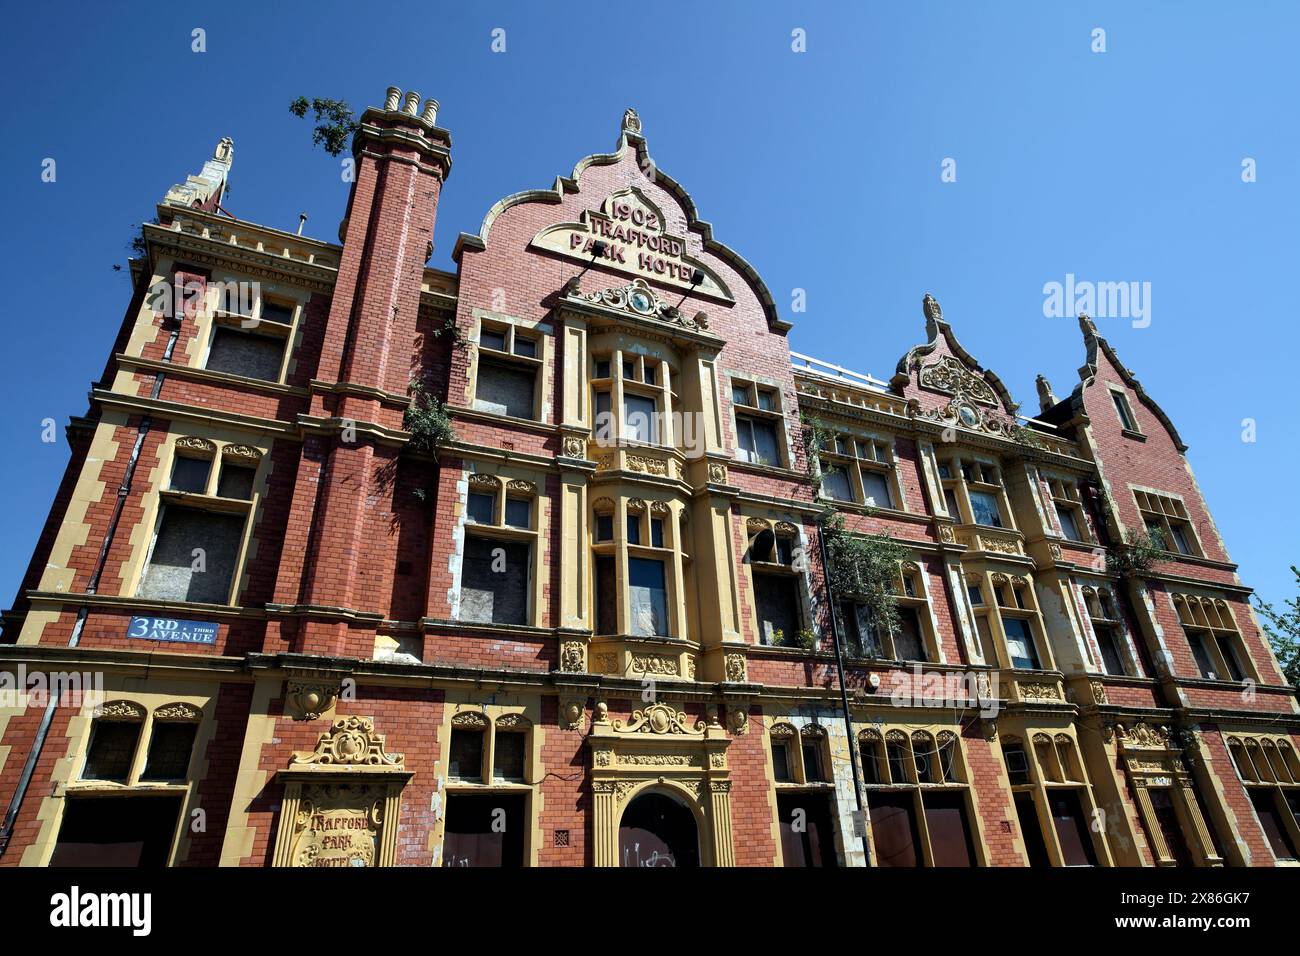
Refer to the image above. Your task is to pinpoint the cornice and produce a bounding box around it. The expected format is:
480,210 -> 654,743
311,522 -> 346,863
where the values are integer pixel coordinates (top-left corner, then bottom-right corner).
144,221 -> 338,293
91,388 -> 299,438
118,355 -> 309,398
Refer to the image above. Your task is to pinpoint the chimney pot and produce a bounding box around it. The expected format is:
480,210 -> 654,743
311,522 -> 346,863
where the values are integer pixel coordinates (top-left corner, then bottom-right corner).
384,87 -> 402,111
420,98 -> 440,125
403,91 -> 421,116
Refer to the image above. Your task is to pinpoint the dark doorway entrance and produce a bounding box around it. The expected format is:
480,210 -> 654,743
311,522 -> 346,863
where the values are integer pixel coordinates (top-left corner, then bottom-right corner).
777,792 -> 840,866
619,791 -> 699,867
443,792 -> 526,867
49,795 -> 184,867
1149,788 -> 1194,865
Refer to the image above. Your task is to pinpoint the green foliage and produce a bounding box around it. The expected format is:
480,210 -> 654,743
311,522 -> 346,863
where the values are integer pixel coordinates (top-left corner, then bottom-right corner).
799,413 -> 833,496
1010,423 -> 1046,450
823,518 -> 908,639
1106,528 -> 1163,579
1252,565 -> 1300,687
404,380 -> 454,456
796,627 -> 819,652
289,96 -> 359,157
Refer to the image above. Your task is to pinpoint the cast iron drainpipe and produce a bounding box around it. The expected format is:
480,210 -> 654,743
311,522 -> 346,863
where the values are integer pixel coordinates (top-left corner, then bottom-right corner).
0,306 -> 182,857
816,518 -> 874,867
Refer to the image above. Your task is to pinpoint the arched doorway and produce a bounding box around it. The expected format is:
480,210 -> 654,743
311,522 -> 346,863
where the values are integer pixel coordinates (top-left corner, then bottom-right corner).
619,791 -> 700,867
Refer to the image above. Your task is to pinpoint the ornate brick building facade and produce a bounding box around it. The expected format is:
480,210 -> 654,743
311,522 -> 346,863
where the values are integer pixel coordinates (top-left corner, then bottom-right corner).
1,87 -> 1297,868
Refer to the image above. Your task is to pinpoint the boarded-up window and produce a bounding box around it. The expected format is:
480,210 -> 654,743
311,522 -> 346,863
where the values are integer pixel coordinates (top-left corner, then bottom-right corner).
922,791 -> 975,866
778,792 -> 839,867
206,326 -> 285,381
474,358 -> 536,419
442,793 -> 525,867
1250,789 -> 1299,861
755,572 -> 799,645
1049,790 -> 1098,866
628,557 -> 669,637
138,506 -> 246,604
460,537 -> 529,625
216,463 -> 255,500
868,790 -> 921,867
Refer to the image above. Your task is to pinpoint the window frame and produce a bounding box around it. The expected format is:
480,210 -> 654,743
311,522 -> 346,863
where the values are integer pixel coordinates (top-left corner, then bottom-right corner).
457,473 -> 541,627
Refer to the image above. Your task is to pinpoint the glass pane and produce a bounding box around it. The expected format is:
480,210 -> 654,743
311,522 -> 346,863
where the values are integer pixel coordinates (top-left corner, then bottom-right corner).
1216,635 -> 1247,682
595,514 -> 613,542
595,556 -> 618,634
969,491 -> 1002,527
802,742 -> 824,782
1096,624 -> 1127,676
479,329 -> 506,351
1002,617 -> 1040,669
260,301 -> 294,324
467,492 -> 494,524
626,515 -> 641,545
732,384 -> 750,406
1187,632 -> 1218,679
512,337 -> 536,358
82,722 -> 140,781
170,456 -> 210,493
1004,745 -> 1031,785
142,723 -> 197,780
449,728 -> 484,780
594,359 -> 610,379
623,394 -> 657,443
504,497 -> 531,529
822,467 -> 854,502
772,741 -> 791,782
860,743 -> 881,784
862,470 -> 893,508
628,557 -> 669,637
1056,504 -> 1081,541
493,732 -> 526,781
757,390 -> 776,411
650,518 -> 664,548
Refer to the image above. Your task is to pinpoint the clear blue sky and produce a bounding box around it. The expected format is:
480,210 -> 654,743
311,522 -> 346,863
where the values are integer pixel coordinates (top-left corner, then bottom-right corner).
1,1 -> 1296,614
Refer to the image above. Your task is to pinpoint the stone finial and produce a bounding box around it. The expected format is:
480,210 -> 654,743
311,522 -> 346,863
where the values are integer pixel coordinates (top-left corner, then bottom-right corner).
402,91 -> 421,116
384,86 -> 401,111
622,107 -> 642,134
922,292 -> 943,324
1035,374 -> 1057,413
420,98 -> 440,125
162,137 -> 234,210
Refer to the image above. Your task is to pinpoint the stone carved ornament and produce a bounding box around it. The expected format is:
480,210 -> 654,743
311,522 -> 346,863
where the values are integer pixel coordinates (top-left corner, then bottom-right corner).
286,679 -> 341,721
562,436 -> 587,459
578,278 -> 710,332
918,355 -> 998,407
612,702 -> 705,736
560,641 -> 587,673
95,700 -> 145,720
153,701 -> 203,721
291,715 -> 405,768
724,653 -> 747,683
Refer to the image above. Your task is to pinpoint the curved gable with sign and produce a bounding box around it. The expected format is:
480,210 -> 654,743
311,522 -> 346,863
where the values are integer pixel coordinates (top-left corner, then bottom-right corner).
452,109 -> 786,336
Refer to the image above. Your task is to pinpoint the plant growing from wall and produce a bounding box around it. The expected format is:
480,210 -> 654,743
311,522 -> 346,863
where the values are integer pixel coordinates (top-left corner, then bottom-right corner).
796,627 -> 819,652
799,412 -> 834,497
404,380 -> 454,455
1010,422 -> 1046,450
289,96 -> 359,157
822,516 -> 908,643
1252,566 -> 1300,687
1105,527 -> 1163,579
